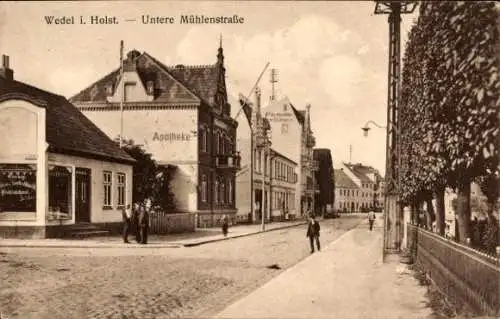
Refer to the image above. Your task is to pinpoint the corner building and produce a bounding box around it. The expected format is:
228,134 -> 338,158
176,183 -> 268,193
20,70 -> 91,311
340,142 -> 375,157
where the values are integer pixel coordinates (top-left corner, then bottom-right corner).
70,45 -> 239,227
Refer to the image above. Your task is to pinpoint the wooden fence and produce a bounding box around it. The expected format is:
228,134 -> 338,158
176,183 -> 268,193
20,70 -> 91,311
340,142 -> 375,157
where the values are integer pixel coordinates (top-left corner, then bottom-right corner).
407,223 -> 500,316
149,212 -> 196,235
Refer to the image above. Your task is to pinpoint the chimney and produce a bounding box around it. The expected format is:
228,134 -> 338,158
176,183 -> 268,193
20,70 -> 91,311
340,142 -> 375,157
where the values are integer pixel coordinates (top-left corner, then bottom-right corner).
174,64 -> 185,81
0,55 -> 13,81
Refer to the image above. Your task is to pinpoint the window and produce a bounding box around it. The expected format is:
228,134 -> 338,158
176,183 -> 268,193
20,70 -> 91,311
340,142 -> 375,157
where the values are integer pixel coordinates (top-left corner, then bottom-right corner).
281,123 -> 288,133
117,173 -> 126,207
214,179 -> 219,203
201,175 -> 207,202
0,164 -> 37,213
283,104 -> 287,111
103,171 -> 112,207
124,83 -> 135,101
215,132 -> 220,155
200,128 -> 207,152
228,179 -> 233,204
220,179 -> 225,203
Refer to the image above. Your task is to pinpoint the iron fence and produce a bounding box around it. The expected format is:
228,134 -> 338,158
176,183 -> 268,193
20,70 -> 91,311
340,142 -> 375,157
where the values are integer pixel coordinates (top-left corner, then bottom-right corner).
407,223 -> 500,316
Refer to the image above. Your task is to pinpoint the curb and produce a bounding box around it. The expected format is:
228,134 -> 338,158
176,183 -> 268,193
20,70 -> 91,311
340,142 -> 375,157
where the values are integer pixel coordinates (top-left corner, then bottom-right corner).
0,222 -> 307,249
182,221 -> 308,247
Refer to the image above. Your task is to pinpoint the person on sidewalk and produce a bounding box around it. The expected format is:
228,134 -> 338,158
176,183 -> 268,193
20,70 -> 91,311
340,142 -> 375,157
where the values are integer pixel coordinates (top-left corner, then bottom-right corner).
306,215 -> 321,253
122,204 -> 132,243
221,214 -> 229,237
368,210 -> 376,231
138,203 -> 149,244
132,203 -> 141,243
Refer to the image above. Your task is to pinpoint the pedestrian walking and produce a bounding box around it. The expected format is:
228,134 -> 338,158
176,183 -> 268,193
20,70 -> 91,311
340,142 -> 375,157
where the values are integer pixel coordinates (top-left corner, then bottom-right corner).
138,203 -> 149,244
221,214 -> 229,237
306,215 -> 321,253
368,210 -> 376,231
122,204 -> 132,243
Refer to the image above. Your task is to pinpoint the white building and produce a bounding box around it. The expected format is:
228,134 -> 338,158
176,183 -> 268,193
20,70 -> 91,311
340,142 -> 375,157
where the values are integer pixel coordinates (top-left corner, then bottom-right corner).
0,55 -> 134,238
263,97 -> 316,217
235,89 -> 298,222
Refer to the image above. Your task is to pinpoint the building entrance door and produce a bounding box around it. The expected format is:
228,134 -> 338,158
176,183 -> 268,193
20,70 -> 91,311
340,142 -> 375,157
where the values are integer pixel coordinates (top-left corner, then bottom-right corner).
75,168 -> 91,223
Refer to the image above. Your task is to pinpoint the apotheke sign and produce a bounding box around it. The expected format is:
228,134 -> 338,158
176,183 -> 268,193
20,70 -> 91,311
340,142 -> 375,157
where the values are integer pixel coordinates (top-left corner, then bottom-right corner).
152,132 -> 192,142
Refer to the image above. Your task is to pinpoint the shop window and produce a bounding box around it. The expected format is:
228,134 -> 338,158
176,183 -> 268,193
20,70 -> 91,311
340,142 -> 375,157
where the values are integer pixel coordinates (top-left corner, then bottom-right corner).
117,173 -> 126,207
103,171 -> 112,207
0,164 -> 37,213
201,175 -> 207,202
48,165 -> 72,218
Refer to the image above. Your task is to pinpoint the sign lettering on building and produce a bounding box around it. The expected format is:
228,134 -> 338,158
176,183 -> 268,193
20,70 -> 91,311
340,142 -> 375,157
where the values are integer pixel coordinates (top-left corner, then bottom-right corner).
152,132 -> 192,142
265,112 -> 294,122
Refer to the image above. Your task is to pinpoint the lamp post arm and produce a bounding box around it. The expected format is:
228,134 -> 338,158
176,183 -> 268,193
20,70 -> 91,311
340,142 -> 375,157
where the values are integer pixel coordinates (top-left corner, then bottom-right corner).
364,120 -> 387,129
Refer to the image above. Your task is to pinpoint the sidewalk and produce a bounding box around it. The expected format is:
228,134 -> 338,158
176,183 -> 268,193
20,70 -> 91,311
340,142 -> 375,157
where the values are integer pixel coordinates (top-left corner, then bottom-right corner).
0,220 -> 307,249
215,219 -> 433,319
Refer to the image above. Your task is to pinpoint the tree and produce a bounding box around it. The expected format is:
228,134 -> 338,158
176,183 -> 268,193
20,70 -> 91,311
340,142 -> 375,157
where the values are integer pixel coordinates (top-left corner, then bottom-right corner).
118,138 -> 156,205
399,1 -> 500,243
116,137 -> 176,213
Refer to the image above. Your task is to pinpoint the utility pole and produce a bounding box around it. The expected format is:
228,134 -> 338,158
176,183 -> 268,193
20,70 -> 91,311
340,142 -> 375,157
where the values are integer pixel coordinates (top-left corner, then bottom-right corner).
374,1 -> 417,258
119,40 -> 124,148
236,62 -> 270,224
270,68 -> 278,101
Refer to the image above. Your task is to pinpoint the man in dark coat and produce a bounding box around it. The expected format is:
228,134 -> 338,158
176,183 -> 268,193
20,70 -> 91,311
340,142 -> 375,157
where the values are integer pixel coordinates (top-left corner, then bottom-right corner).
132,203 -> 141,243
138,203 -> 149,244
122,204 -> 132,243
306,215 -> 321,253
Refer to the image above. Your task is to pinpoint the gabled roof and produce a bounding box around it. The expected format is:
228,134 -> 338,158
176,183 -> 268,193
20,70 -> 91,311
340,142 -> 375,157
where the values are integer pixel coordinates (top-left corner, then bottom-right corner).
0,77 -> 135,164
334,169 -> 359,189
70,51 -> 220,107
344,163 -> 381,183
290,102 -> 305,125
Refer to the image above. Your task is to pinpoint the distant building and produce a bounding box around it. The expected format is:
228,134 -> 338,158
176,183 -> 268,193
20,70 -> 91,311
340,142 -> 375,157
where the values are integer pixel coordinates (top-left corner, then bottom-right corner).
313,148 -> 335,214
70,44 -> 239,227
235,89 -> 298,222
334,162 -> 383,213
334,168 -> 359,212
0,55 -> 134,238
263,97 -> 316,217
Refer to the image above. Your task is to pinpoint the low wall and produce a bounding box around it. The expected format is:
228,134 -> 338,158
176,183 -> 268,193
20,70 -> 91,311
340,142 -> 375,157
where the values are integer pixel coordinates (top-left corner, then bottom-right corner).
407,223 -> 500,316
149,212 -> 196,234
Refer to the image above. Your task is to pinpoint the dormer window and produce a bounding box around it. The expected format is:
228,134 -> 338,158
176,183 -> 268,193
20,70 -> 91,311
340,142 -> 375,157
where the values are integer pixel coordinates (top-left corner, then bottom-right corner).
106,83 -> 113,96
146,81 -> 154,95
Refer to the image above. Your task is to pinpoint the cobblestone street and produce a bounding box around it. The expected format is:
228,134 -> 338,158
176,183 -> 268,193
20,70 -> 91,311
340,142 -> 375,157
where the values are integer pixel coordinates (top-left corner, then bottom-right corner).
0,218 -> 362,319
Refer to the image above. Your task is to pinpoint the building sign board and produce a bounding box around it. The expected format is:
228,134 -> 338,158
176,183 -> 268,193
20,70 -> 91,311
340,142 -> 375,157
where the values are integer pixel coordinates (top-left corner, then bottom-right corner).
265,112 -> 294,122
0,164 -> 37,212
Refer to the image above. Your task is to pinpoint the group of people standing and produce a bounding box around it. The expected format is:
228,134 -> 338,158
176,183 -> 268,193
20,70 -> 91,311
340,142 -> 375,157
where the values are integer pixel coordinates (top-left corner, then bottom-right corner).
122,202 -> 150,244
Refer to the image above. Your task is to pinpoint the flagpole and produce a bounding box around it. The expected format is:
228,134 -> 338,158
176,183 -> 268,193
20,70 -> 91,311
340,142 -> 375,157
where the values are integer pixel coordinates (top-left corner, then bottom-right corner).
119,40 -> 124,148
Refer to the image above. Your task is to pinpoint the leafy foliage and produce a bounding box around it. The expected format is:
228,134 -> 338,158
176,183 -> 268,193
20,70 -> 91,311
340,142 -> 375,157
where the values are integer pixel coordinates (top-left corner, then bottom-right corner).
399,2 -> 499,242
116,137 -> 176,213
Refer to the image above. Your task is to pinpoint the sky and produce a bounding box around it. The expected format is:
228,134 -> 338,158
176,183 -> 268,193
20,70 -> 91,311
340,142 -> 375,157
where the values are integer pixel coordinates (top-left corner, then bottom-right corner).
0,1 -> 419,174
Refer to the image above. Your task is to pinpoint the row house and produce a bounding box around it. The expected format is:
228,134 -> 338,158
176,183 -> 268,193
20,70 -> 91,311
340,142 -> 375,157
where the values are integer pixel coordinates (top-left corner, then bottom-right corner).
336,162 -> 383,212
264,97 -> 316,217
0,55 -> 134,238
235,88 -> 298,222
334,168 -> 360,212
70,44 -> 239,227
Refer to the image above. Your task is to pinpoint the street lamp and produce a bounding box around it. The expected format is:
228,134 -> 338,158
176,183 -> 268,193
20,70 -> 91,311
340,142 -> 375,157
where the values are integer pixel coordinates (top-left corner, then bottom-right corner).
361,120 -> 387,137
